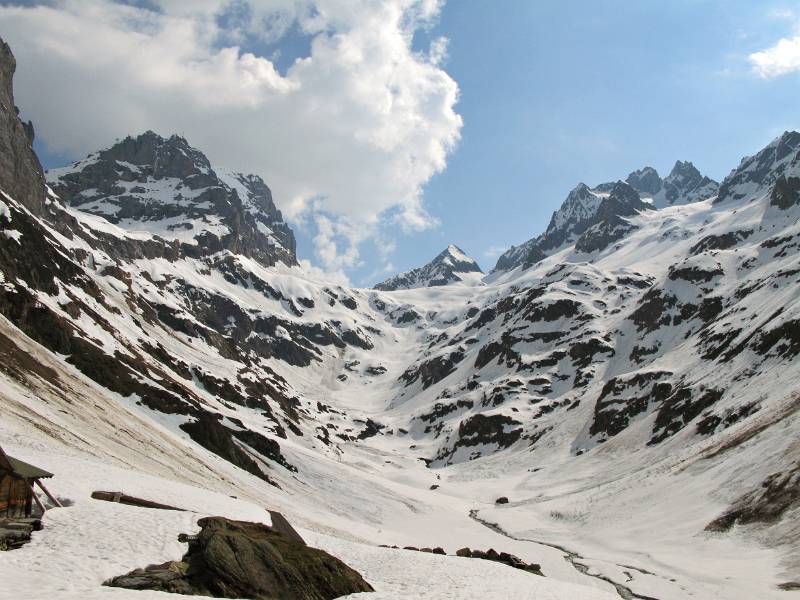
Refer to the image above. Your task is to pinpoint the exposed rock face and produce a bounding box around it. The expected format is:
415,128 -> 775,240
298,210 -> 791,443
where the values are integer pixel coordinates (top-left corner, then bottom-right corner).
706,463 -> 800,532
715,131 -> 800,205
0,37 -> 45,216
104,516 -> 374,599
626,166 -> 662,196
375,244 -> 482,291
48,131 -> 296,268
494,183 -> 602,272
574,182 -> 647,253
494,161 -> 718,273
496,181 -> 649,271
659,160 -> 718,207
770,175 -> 800,210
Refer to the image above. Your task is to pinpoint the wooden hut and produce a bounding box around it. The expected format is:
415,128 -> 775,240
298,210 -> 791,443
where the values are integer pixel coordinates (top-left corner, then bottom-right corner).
0,445 -> 58,518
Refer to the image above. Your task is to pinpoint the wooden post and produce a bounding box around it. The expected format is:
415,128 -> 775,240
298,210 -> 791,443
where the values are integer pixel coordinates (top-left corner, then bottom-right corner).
35,479 -> 62,508
30,485 -> 46,514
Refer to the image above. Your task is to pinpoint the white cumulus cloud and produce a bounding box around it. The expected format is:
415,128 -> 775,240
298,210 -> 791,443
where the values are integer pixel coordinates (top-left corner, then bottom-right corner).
750,35 -> 800,77
0,0 -> 462,271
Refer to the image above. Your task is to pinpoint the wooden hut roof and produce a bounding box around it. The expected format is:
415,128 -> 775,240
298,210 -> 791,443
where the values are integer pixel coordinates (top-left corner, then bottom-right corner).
5,456 -> 53,479
0,445 -> 53,479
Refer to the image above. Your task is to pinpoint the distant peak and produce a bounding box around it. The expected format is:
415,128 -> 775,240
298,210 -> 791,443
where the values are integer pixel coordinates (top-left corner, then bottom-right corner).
610,180 -> 639,197
375,245 -> 482,291
668,160 -> 699,177
626,166 -> 662,196
773,130 -> 800,147
434,244 -> 480,269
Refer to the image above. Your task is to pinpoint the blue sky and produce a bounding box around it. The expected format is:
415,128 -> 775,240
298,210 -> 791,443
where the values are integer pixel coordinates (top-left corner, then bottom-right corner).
19,1 -> 800,285
363,1 -> 800,282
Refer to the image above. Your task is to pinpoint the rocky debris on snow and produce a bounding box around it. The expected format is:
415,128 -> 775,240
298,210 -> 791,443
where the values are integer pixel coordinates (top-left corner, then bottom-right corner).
406,546 -> 446,555
705,462 -> 800,532
0,518 -> 41,550
779,582 -> 800,591
378,543 -> 544,576
455,547 -> 543,576
104,516 -> 373,599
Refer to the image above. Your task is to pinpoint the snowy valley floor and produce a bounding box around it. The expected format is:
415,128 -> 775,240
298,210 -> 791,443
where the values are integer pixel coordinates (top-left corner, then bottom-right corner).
0,391 -> 794,600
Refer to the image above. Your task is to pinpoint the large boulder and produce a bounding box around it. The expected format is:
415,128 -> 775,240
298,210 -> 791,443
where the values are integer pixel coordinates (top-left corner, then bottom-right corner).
105,516 -> 374,599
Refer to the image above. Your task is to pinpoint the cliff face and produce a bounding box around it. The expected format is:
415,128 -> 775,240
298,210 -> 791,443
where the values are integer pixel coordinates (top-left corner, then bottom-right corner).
0,37 -> 45,216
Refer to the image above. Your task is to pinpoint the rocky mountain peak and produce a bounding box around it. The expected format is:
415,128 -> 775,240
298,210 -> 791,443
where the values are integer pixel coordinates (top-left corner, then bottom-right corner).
98,131 -> 214,186
607,180 -> 643,207
620,161 -> 718,208
47,131 -> 296,267
668,159 -> 698,178
437,244 -> 482,272
626,166 -> 662,196
374,244 -> 483,291
492,181 -> 649,273
716,130 -> 800,206
657,160 -> 718,207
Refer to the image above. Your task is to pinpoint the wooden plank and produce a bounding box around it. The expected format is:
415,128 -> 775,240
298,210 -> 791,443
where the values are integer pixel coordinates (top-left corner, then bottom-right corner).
35,479 -> 62,508
91,491 -> 185,512
30,485 -> 46,514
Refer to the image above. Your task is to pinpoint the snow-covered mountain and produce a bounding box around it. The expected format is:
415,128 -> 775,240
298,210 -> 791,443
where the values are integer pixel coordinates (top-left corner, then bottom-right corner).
624,161 -> 719,208
494,161 -> 719,274
1,36 -> 799,600
494,180 -> 651,272
375,244 -> 483,291
47,131 -> 296,268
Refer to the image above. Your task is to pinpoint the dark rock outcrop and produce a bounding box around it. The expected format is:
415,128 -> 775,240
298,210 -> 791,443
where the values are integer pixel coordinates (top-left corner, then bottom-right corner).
454,546 -> 543,576
715,131 -> 800,205
706,463 -> 800,532
626,166 -> 662,196
660,160 -> 718,206
105,516 -> 374,599
0,37 -> 46,216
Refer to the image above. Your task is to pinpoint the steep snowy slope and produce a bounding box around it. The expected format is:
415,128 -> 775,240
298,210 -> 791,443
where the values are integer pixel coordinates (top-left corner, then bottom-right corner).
1,34 -> 799,600
375,244 -> 483,291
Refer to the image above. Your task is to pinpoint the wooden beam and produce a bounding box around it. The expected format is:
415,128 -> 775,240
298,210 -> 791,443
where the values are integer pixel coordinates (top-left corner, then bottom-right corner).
30,485 -> 46,514
35,479 -> 62,508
